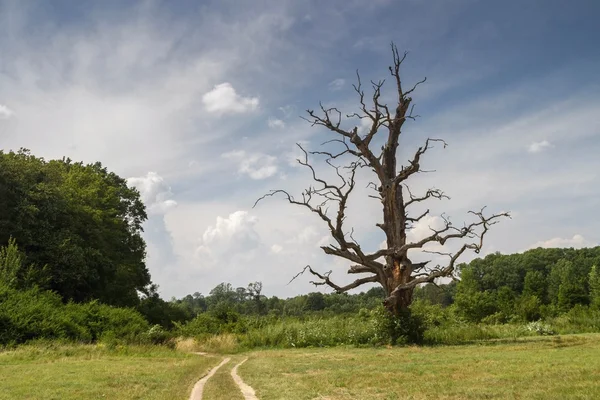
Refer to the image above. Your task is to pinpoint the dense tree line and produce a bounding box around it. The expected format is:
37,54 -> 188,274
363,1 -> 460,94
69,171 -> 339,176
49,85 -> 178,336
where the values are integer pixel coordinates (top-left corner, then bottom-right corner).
171,282 -> 385,319
452,247 -> 600,323
167,246 -> 600,329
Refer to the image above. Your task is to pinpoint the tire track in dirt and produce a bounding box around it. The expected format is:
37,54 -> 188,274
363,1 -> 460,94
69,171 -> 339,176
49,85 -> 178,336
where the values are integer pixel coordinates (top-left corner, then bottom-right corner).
231,358 -> 258,400
189,357 -> 230,400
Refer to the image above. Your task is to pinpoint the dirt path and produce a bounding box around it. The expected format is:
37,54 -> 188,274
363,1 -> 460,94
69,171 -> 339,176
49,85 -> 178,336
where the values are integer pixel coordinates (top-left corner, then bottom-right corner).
189,354 -> 259,400
231,358 -> 258,400
189,357 -> 230,400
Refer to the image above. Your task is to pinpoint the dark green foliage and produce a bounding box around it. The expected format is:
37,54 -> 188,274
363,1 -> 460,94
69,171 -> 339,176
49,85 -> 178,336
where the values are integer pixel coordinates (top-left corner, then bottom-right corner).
413,282 -> 456,306
549,305 -> 600,333
371,306 -> 425,345
0,237 -> 51,290
177,309 -> 247,338
137,285 -> 191,329
523,270 -> 546,300
0,283 -> 149,345
454,247 -> 600,322
0,149 -> 149,306
589,265 -> 600,309
0,237 -> 20,288
305,292 -> 326,311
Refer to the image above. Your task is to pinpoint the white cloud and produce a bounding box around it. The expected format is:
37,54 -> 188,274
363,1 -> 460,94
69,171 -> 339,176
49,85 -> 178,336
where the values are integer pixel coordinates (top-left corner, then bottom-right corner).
267,117 -> 285,129
222,150 -> 278,180
0,104 -> 13,119
528,140 -> 553,153
529,234 -> 596,250
406,215 -> 447,243
127,172 -> 177,214
196,210 -> 261,262
357,116 -> 374,135
328,78 -> 345,91
271,244 -> 283,254
202,82 -> 259,114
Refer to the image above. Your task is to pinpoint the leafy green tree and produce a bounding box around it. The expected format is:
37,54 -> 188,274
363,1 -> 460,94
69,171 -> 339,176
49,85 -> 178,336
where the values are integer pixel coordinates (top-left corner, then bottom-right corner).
306,292 -> 326,311
137,285 -> 192,328
494,286 -> 517,321
588,265 -> 600,309
522,270 -> 546,301
0,149 -> 150,306
552,260 -> 588,311
413,282 -> 455,306
246,282 -> 266,314
0,237 -> 21,288
454,268 -> 498,322
514,294 -> 542,322
0,237 -> 49,289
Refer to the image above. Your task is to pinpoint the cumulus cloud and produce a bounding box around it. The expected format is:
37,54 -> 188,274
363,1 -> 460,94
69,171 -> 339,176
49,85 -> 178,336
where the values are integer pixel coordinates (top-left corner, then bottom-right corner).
529,234 -> 596,250
406,215 -> 447,243
528,140 -> 553,153
222,150 -> 278,180
127,172 -> 177,214
267,117 -> 285,128
328,78 -> 345,91
0,104 -> 13,119
202,83 -> 259,114
196,211 -> 261,262
356,116 -> 374,135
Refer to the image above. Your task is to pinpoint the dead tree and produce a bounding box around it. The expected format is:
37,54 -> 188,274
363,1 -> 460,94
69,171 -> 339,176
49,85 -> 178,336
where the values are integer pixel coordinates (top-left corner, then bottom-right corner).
254,43 -> 510,316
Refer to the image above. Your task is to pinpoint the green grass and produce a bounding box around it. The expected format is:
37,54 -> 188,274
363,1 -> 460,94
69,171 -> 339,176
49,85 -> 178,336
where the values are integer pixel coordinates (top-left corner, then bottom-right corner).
3,334 -> 600,399
240,333 -> 600,399
0,343 -> 216,400
202,356 -> 245,400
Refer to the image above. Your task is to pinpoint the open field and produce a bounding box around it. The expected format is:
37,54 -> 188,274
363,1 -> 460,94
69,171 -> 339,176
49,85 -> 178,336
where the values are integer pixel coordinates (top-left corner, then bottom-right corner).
0,344 -> 216,400
2,334 -> 600,399
241,334 -> 600,400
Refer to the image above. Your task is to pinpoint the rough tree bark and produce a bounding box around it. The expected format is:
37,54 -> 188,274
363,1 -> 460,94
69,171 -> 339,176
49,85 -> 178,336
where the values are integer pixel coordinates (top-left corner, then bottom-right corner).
254,43 -> 510,316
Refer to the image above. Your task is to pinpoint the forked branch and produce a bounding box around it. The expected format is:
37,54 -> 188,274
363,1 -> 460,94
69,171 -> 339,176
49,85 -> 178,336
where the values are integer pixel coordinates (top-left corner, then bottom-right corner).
290,265 -> 379,293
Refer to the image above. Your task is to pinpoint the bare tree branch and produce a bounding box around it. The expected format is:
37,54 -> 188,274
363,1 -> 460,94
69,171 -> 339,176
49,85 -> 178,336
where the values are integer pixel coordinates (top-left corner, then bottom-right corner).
254,42 -> 510,316
291,265 -> 379,293
394,138 -> 447,184
404,186 -> 450,208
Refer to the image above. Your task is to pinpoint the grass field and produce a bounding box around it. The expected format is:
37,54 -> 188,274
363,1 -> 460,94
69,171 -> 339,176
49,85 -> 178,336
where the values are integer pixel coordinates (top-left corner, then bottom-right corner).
0,343 -> 216,400
2,334 -> 600,399
241,334 -> 600,400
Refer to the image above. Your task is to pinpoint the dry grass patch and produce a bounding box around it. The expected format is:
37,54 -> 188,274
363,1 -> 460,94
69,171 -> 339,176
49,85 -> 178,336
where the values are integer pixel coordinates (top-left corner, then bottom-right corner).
195,333 -> 240,354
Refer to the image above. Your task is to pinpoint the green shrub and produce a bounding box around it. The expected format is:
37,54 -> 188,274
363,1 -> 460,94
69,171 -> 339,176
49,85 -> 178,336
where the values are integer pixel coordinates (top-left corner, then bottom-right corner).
549,305 -> 600,334
67,301 -> 149,342
370,306 -> 425,345
0,284 -> 149,345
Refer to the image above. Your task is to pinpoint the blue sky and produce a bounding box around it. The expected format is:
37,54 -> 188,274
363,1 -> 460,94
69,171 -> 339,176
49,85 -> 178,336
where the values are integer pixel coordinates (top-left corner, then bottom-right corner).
1,0 -> 599,299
